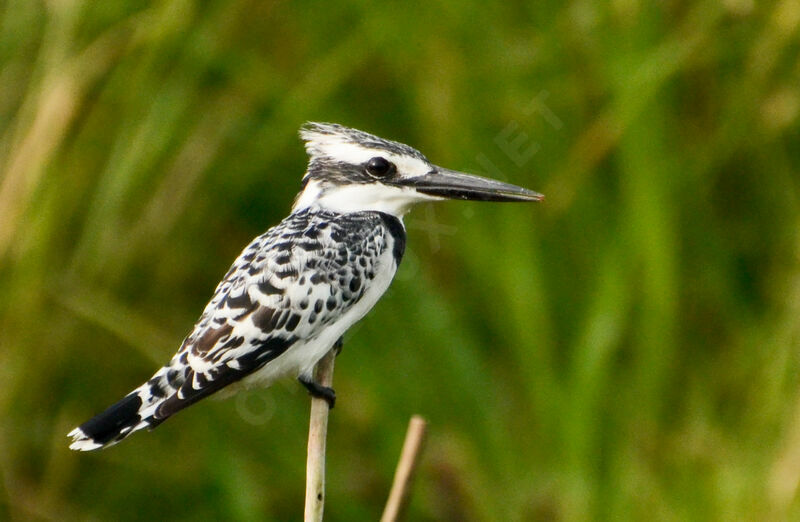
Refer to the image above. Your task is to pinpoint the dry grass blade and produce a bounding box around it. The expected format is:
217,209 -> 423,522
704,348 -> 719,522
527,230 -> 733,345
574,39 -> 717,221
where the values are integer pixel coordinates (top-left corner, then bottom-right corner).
381,415 -> 428,522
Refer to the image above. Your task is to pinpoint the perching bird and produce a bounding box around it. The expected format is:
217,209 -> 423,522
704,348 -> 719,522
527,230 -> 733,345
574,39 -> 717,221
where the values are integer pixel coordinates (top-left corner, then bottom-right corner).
68,122 -> 543,451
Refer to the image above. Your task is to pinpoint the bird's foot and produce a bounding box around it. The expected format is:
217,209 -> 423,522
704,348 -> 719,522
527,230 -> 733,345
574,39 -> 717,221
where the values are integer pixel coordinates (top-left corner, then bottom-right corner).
299,377 -> 336,409
333,336 -> 344,356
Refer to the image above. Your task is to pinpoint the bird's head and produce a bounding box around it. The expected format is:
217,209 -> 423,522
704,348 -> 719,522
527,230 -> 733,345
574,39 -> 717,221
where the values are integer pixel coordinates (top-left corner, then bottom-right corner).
292,122 -> 543,217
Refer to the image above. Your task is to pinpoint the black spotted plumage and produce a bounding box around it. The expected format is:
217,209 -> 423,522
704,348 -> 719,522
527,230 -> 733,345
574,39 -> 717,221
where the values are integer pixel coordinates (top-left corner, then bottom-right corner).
69,207 -> 404,450
68,121 -> 540,451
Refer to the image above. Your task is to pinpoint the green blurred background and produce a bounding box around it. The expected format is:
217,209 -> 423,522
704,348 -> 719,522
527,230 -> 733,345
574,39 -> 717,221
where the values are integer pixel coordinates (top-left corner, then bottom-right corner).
2,0 -> 800,520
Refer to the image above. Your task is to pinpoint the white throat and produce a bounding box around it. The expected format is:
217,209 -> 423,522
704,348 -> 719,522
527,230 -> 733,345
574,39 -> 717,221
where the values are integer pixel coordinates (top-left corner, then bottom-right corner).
292,179 -> 440,217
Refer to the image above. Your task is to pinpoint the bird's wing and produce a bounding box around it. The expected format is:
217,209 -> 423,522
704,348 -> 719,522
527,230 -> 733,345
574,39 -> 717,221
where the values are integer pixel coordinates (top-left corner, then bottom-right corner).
150,209 -> 390,420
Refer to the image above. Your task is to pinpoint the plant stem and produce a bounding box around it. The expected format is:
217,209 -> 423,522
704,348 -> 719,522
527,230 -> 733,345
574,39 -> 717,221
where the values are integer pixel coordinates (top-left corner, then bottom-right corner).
304,350 -> 336,522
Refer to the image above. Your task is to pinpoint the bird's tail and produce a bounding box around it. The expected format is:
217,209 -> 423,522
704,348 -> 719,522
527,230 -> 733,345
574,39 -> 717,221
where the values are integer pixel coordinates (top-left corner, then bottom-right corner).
68,363 -> 185,451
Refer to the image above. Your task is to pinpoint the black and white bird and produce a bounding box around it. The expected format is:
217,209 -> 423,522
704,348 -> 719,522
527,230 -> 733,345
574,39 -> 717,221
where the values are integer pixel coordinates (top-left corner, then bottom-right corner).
68,122 -> 543,451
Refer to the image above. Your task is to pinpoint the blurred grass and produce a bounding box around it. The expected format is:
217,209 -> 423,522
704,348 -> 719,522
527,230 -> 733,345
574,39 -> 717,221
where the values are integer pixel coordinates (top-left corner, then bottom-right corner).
1,0 -> 800,520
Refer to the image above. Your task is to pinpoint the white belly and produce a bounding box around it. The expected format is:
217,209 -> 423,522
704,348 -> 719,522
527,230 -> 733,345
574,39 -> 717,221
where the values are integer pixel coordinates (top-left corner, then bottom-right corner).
238,245 -> 398,389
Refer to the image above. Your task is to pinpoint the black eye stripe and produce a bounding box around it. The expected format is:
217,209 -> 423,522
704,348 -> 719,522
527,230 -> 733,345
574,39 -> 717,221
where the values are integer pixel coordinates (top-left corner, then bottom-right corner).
365,156 -> 396,178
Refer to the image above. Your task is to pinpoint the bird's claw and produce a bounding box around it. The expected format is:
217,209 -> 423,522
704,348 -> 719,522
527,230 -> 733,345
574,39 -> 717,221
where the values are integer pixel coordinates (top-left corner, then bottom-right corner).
298,377 -> 336,409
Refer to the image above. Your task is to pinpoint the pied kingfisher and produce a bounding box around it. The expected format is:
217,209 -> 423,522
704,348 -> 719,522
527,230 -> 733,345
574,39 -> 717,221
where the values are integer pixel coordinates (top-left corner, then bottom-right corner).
68,122 -> 543,451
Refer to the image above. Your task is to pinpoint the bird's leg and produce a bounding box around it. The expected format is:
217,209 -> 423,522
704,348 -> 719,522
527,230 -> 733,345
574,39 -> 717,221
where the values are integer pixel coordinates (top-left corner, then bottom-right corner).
298,339 -> 342,408
299,376 -> 336,409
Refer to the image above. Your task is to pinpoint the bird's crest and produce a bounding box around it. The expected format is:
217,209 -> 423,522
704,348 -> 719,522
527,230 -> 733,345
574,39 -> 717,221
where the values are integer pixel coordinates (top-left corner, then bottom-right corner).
300,122 -> 429,164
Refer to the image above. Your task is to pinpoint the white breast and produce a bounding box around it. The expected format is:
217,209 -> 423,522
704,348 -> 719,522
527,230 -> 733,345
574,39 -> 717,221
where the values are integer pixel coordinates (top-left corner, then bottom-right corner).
238,232 -> 400,389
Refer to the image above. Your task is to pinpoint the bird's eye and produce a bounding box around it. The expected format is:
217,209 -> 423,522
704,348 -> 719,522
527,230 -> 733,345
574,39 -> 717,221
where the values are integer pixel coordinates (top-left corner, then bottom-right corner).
365,157 -> 395,178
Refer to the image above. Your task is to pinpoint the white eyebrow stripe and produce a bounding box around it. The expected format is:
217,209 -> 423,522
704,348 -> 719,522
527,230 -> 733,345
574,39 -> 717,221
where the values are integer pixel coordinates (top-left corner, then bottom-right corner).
309,142 -> 432,178
308,141 -> 374,164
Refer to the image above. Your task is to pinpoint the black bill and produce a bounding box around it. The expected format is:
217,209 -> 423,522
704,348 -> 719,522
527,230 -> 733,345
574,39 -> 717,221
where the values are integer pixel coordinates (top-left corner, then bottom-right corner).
402,168 -> 544,202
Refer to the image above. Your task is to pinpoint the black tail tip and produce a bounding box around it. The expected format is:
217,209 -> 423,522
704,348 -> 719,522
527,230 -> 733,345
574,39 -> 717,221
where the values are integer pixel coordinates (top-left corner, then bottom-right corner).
68,393 -> 143,451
